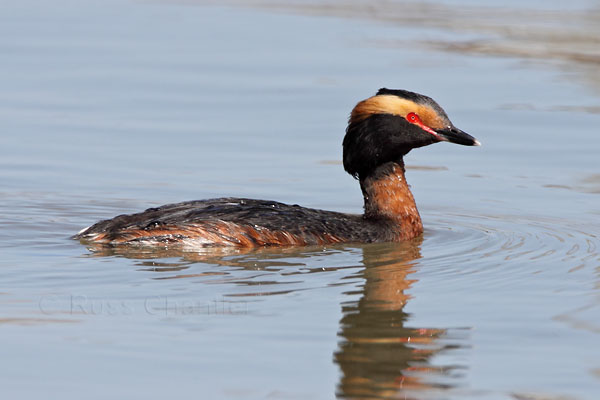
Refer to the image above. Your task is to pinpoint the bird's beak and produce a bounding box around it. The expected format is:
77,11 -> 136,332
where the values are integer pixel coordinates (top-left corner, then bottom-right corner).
436,127 -> 481,146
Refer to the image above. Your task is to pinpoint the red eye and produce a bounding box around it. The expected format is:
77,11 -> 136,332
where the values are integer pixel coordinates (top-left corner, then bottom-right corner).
406,112 -> 419,123
405,111 -> 440,138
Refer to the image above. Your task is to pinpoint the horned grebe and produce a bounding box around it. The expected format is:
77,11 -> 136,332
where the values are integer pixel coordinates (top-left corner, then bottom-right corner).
74,88 -> 479,247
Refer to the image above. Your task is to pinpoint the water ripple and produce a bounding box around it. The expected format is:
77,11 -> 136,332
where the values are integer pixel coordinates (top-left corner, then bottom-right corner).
425,211 -> 599,272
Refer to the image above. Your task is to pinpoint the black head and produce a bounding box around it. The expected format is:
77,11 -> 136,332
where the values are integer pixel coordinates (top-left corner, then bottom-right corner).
342,88 -> 479,179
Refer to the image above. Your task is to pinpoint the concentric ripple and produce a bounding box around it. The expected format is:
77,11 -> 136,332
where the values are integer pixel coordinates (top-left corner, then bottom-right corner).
425,211 -> 598,265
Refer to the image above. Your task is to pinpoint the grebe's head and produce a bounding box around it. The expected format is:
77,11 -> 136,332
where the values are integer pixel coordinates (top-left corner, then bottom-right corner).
343,88 -> 480,179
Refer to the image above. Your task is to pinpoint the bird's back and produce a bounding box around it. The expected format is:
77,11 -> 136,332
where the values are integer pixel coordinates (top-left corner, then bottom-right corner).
74,198 -> 384,247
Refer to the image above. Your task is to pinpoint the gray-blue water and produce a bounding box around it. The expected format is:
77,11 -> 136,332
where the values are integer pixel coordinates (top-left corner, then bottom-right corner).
1,0 -> 599,399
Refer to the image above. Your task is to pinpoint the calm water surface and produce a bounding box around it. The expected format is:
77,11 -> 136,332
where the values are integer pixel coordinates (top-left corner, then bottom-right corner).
1,0 -> 599,399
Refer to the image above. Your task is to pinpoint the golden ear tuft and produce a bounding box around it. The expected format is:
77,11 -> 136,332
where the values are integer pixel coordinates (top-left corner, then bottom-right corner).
350,95 -> 447,130
350,95 -> 415,123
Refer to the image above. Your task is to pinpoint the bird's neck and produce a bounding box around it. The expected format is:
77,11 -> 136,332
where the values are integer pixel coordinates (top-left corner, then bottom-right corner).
360,161 -> 423,240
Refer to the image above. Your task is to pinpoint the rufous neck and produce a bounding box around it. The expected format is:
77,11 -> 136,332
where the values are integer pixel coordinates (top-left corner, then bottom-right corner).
360,161 -> 423,240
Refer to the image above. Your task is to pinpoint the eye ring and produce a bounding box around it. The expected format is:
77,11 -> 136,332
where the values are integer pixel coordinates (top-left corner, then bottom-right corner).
406,112 -> 419,123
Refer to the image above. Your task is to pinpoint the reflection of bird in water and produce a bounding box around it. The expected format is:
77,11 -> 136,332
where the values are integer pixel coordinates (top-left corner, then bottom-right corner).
335,241 -> 464,399
74,89 -> 478,247
81,229 -> 467,396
